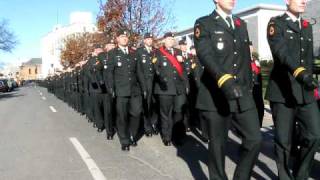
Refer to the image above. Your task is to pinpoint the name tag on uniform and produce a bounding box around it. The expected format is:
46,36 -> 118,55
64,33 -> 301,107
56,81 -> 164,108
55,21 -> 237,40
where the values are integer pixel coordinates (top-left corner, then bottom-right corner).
117,62 -> 122,67
163,62 -> 167,66
214,31 -> 224,34
286,30 -> 294,33
217,42 -> 224,50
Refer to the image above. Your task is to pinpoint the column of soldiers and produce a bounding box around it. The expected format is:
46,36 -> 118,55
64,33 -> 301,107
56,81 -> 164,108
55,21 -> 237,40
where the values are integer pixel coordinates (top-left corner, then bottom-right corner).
42,0 -> 320,179
43,30 -> 206,151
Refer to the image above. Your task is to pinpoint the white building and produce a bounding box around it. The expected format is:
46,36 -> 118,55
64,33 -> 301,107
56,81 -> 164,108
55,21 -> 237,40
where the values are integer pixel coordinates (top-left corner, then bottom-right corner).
41,12 -> 98,78
237,4 -> 286,60
174,4 -> 286,60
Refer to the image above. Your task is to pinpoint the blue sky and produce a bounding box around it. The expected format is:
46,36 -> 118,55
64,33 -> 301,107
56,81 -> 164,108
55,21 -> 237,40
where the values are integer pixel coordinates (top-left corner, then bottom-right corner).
0,0 -> 284,65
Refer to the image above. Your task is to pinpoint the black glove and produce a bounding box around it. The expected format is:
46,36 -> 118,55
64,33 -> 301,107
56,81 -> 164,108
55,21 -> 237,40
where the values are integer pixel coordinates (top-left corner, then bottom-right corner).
220,79 -> 243,100
296,71 -> 318,91
159,77 -> 168,91
91,82 -> 98,89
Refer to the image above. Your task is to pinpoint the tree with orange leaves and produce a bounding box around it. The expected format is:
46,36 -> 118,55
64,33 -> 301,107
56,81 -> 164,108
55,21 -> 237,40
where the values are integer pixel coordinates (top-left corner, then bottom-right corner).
60,32 -> 109,69
97,0 -> 175,42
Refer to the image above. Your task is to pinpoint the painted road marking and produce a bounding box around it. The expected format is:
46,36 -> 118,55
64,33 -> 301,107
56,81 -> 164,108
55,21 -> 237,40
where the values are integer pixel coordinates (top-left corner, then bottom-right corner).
49,106 -> 57,113
69,137 -> 107,180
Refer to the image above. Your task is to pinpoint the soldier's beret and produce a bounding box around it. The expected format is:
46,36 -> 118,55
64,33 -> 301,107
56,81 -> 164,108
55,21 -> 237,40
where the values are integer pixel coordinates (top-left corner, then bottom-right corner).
144,33 -> 153,39
179,39 -> 187,45
117,29 -> 129,37
163,32 -> 175,38
94,44 -> 102,49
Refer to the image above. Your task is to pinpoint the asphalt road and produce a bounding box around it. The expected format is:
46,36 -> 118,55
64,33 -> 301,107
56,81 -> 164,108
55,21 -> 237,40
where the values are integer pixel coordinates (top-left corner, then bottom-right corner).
0,84 -> 319,180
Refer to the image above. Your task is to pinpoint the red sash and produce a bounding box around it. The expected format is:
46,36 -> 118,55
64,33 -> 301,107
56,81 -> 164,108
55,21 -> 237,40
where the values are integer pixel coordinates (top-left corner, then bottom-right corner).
159,47 -> 183,77
314,88 -> 320,100
251,62 -> 261,75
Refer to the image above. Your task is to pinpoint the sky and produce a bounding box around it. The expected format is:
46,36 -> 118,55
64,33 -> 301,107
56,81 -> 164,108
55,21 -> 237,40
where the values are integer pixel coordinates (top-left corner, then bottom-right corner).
0,0 -> 285,66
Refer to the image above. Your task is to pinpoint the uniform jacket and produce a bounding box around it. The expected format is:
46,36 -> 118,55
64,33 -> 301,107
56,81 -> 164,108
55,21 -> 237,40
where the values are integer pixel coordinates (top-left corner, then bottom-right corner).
194,10 -> 255,112
266,13 -> 316,105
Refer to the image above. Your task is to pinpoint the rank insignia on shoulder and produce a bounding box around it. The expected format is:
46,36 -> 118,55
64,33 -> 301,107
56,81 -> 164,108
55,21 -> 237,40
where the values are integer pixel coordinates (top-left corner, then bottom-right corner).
195,26 -> 201,38
152,57 -> 157,64
269,25 -> 275,36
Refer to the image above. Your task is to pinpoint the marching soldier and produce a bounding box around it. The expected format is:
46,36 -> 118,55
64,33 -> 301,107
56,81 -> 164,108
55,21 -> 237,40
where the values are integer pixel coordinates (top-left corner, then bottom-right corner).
153,32 -> 188,146
194,0 -> 262,179
266,0 -> 320,179
87,44 -> 105,131
249,42 -> 264,127
98,38 -> 117,140
106,29 -> 145,151
136,33 -> 158,137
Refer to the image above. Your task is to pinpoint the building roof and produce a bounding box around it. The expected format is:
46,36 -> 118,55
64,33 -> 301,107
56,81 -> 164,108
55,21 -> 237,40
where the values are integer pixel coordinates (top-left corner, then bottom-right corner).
236,3 -> 286,16
22,58 -> 42,66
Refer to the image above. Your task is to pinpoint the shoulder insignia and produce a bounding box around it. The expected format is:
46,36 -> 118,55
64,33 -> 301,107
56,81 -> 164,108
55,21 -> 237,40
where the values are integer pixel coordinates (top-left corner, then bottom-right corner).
268,25 -> 275,36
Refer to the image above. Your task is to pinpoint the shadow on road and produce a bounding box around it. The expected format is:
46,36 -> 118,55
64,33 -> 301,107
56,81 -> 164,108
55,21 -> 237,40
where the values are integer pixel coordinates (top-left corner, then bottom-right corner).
175,134 -> 209,180
0,89 -> 23,100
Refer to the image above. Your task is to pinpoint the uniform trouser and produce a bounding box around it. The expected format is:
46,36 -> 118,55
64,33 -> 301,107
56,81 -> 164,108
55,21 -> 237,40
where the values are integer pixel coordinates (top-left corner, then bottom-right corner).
158,94 -> 186,141
200,108 -> 262,180
79,93 -> 85,114
253,83 -> 264,127
116,95 -> 142,145
143,92 -> 157,133
103,94 -> 114,135
270,102 -> 320,180
86,93 -> 94,121
93,93 -> 105,129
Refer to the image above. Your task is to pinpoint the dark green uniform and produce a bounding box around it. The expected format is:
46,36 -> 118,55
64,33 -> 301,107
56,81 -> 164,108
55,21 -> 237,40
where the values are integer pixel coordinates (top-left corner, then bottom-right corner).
136,46 -> 157,135
266,13 -> 320,180
106,46 -> 145,147
194,10 -> 262,180
98,51 -> 115,138
88,55 -> 105,130
153,47 -> 188,145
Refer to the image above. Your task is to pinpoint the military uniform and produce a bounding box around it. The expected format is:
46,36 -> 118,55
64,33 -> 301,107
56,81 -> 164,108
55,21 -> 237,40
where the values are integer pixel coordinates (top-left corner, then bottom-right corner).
136,45 -> 157,135
106,45 -> 145,149
98,51 -> 115,138
153,41 -> 188,145
194,10 -> 262,180
266,13 -> 320,179
88,54 -> 105,130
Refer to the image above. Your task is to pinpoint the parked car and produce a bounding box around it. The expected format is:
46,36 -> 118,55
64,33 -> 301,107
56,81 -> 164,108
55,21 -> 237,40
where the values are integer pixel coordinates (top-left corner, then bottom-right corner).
0,79 -> 13,92
0,80 -> 7,92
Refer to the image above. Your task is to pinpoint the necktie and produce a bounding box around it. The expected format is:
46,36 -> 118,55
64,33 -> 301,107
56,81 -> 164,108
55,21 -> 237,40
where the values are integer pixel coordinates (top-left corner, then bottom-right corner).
226,16 -> 233,29
123,48 -> 128,54
295,20 -> 301,29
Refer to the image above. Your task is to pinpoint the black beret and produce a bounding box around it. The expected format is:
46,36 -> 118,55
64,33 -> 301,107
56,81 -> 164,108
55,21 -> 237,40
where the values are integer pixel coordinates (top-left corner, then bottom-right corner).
178,39 -> 187,45
144,33 -> 153,39
163,32 -> 175,38
117,29 -> 129,37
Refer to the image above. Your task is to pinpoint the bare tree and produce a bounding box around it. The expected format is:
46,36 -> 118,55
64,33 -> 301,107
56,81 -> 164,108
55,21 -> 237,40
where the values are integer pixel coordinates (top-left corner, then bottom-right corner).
0,19 -> 18,52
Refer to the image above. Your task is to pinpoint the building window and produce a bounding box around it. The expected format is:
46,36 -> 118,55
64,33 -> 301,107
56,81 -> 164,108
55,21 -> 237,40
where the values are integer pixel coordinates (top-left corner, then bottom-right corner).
29,69 -> 31,75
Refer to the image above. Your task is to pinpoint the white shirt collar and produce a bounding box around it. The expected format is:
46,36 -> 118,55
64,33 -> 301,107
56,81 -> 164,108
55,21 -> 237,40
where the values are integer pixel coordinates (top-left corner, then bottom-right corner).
118,45 -> 128,53
286,11 -> 301,22
216,8 -> 234,28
